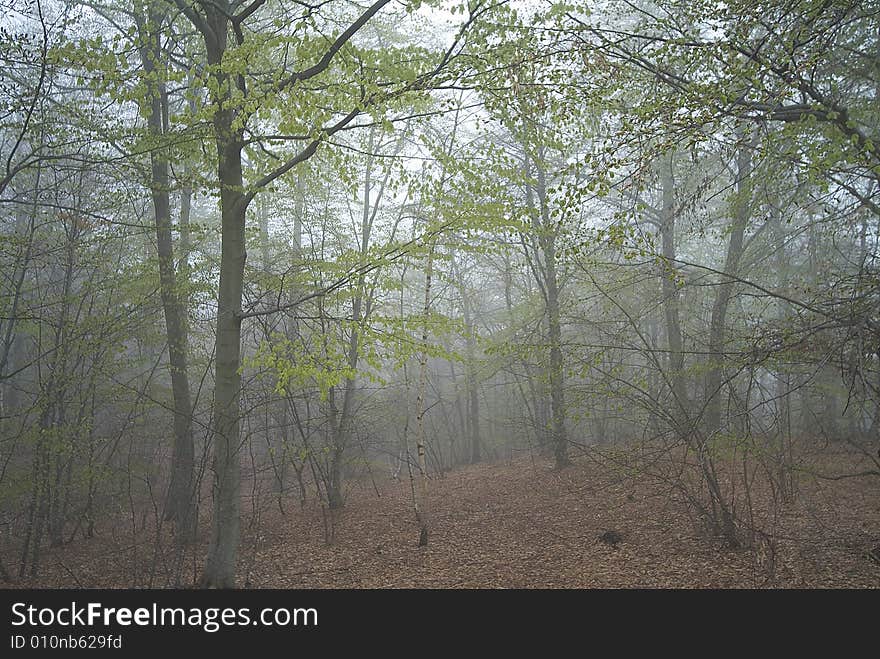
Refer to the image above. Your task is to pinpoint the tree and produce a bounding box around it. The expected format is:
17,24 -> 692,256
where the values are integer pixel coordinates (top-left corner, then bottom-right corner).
133,0 -> 195,542
165,0 -> 483,586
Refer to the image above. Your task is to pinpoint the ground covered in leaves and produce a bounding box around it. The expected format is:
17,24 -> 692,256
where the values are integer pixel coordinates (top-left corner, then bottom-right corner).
7,451 -> 880,588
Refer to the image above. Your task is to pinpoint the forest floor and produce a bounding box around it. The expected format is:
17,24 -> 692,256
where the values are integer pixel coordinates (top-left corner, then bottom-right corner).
6,448 -> 880,588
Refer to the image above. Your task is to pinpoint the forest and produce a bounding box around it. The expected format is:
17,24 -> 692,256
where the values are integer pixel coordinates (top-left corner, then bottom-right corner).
0,0 -> 878,589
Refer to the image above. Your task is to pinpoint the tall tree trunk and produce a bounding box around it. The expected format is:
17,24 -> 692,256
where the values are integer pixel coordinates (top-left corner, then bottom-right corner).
533,156 -> 569,468
178,166 -> 192,279
467,355 -> 481,464
328,128 -> 385,508
177,0 -> 390,586
522,148 -> 568,466
22,223 -> 76,575
770,204 -> 794,497
452,255 -> 482,464
135,4 -> 194,542
659,155 -> 689,434
200,9 -> 245,588
415,239 -> 434,546
704,132 -> 753,436
448,358 -> 468,463
293,168 -> 304,255
328,127 -> 403,506
258,194 -> 270,270
544,243 -> 567,468
463,286 -> 482,465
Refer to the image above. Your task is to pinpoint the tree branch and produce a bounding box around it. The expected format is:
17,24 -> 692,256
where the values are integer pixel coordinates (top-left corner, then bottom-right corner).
276,0 -> 392,91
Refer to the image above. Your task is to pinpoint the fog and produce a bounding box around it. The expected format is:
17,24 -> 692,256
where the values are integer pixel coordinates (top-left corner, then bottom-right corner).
0,0 -> 877,588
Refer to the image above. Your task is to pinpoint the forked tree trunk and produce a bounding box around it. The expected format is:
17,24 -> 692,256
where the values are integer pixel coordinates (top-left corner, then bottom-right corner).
177,0 -> 395,586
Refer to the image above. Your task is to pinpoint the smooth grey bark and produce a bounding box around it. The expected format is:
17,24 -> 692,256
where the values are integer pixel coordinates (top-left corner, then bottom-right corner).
195,4 -> 245,588
135,4 -> 195,541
